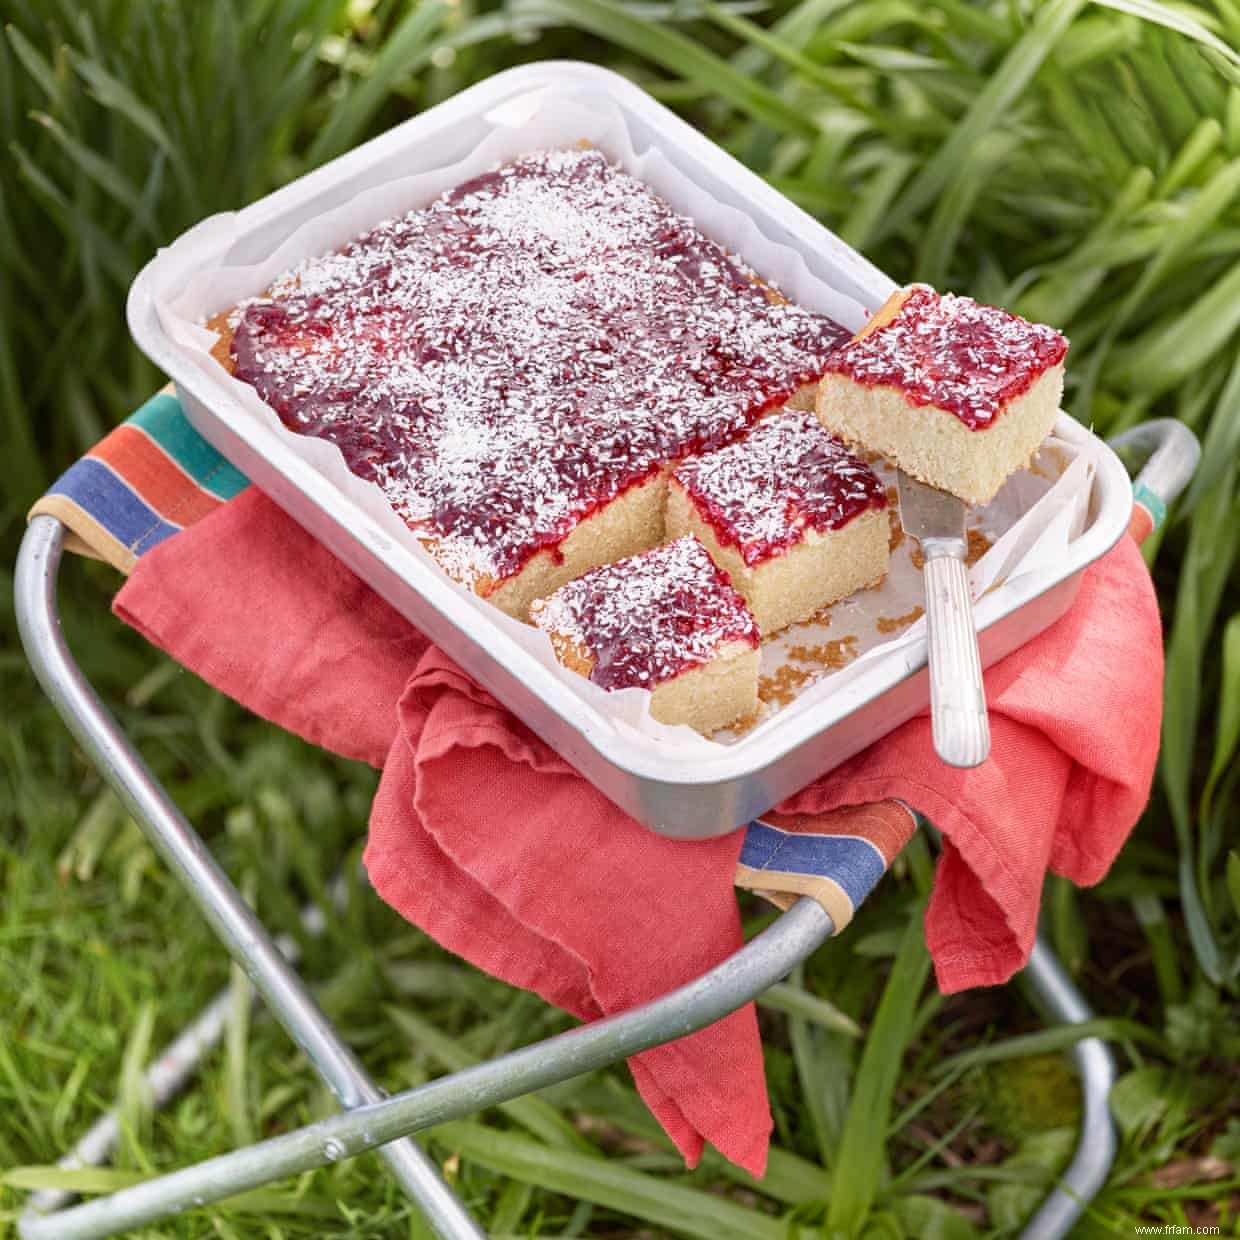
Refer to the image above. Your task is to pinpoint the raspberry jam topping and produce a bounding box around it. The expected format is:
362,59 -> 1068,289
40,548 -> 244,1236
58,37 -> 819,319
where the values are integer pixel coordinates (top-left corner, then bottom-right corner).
229,148 -> 848,585
825,285 -> 1068,429
672,409 -> 887,566
533,537 -> 758,692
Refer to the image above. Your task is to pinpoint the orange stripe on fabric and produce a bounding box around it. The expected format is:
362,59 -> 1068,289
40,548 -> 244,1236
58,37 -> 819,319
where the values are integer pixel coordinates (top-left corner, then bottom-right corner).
1128,505 -> 1154,545
759,800 -> 914,866
93,425 -> 222,529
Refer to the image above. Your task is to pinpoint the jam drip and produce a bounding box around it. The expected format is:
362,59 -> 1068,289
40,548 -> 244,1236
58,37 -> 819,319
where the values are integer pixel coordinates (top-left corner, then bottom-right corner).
229,148 -> 849,584
826,285 -> 1068,429
673,409 -> 887,566
535,537 -> 758,692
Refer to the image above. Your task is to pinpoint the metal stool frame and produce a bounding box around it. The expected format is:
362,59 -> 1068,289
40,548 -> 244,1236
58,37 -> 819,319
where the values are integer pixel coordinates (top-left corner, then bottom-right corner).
14,417 -> 1200,1240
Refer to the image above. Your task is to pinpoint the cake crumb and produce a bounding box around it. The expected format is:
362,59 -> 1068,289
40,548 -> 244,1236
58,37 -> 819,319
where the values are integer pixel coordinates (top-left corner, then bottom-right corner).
876,605 -> 924,634
967,528 -> 992,566
794,602 -> 835,630
758,664 -> 810,708
726,702 -> 769,736
910,528 -> 990,573
786,635 -> 859,667
887,487 -> 904,552
759,635 -> 860,706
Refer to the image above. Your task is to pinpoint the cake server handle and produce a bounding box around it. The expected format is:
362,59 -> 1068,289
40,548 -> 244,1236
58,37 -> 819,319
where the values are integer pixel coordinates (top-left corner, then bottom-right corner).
921,541 -> 990,768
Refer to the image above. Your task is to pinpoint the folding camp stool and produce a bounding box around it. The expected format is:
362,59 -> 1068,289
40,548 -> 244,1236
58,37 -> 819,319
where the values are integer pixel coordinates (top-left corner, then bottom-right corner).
15,417 -> 1199,1240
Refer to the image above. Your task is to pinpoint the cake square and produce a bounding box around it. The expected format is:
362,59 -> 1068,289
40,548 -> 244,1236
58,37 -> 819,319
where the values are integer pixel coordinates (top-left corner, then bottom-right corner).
667,410 -> 890,635
815,285 -> 1068,505
529,536 -> 760,735
215,147 -> 849,618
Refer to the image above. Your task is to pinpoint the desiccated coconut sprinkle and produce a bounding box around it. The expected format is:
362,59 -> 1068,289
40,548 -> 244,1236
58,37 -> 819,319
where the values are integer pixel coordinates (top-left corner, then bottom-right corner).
825,284 -> 1068,429
532,536 -> 758,691
229,147 -> 848,585
672,408 -> 888,565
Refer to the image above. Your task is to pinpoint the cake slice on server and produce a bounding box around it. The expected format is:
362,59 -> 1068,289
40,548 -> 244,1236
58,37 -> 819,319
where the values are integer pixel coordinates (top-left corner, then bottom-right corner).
530,536 -> 760,735
666,409 -> 890,636
816,285 -> 1068,506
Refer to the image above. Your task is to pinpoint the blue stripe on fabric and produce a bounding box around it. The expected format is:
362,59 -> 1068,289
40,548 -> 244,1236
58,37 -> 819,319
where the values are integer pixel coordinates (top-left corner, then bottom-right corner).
740,820 -> 888,908
47,457 -> 181,552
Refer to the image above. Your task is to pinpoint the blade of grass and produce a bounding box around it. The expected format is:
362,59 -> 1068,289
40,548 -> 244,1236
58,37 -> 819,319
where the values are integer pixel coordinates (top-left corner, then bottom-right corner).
116,998 -> 156,1174
562,1074 -> 832,1205
1089,0 -> 1240,74
1159,116 -> 1223,194
1160,469 -> 1240,980
0,289 -> 43,494
510,0 -> 819,138
882,0 -> 1086,234
9,139 -> 133,285
225,959 -> 255,1149
385,1006 -> 589,1152
1182,348 -> 1240,508
730,0 -> 860,77
1165,18 -> 1229,114
1108,257 -> 1240,393
308,1 -> 450,166
701,0 -> 880,117
787,964 -> 850,1171
1132,35 -> 1206,144
1201,612 -> 1240,823
838,151 -> 915,251
1131,892 -> 1185,1007
888,1102 -> 984,1192
917,129 -> 1020,284
1015,167 -> 1155,325
826,910 -> 931,1234
1054,12 -> 1144,71
758,979 -> 862,1037
932,1018 -> 1165,1076
4,22 -> 66,110
29,110 -> 156,233
2,1166 -> 149,1193
1100,155 -> 1240,372
432,1120 -> 788,1240
891,1193 -> 981,1237
69,50 -> 196,207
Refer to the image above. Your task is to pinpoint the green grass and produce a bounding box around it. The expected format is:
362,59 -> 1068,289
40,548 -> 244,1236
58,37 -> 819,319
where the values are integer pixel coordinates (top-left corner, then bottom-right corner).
2,0 -> 1239,1235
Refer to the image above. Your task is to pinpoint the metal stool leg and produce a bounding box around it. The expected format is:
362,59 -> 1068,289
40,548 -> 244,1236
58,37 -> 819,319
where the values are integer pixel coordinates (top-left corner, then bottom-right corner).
18,897 -> 835,1240
1018,933 -> 1119,1239
918,819 -> 1119,1236
16,516 -> 484,1240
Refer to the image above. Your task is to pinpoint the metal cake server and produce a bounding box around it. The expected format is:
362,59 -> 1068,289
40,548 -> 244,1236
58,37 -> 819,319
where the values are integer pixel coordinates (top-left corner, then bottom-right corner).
897,470 -> 991,767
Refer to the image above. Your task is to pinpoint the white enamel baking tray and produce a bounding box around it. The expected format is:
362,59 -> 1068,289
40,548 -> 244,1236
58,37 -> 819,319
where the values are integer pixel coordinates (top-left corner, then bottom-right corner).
128,61 -> 1132,838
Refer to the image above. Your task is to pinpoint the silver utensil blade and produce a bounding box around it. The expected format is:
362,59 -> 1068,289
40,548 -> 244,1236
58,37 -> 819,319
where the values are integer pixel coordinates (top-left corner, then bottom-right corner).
896,470 -> 966,545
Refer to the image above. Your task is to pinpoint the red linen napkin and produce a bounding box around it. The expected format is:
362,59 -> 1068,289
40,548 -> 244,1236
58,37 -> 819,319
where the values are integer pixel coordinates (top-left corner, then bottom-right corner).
113,486 -> 1162,1174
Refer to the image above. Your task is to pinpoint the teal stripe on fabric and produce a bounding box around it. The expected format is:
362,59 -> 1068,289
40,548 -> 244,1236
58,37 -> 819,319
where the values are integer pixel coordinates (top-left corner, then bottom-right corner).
1132,481 -> 1167,531
130,392 -> 250,500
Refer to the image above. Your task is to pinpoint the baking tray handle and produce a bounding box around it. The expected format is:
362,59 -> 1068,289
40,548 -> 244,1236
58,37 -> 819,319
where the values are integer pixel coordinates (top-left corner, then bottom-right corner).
1108,418 -> 1201,541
